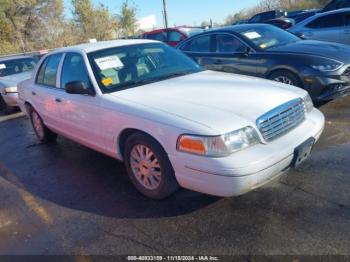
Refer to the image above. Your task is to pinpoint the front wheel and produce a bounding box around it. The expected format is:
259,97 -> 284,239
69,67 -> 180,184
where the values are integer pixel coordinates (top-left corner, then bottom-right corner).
29,107 -> 57,143
124,132 -> 179,199
269,70 -> 302,87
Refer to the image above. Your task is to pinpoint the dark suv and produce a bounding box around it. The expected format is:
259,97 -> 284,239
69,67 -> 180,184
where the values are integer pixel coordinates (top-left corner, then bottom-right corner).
322,0 -> 350,12
248,10 -> 288,23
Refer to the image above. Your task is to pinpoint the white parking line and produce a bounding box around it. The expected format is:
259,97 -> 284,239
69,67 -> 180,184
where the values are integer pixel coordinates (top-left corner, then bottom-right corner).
0,112 -> 25,123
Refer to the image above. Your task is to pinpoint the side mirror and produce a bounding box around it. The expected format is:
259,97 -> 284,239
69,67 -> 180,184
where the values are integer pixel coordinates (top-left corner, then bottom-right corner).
65,81 -> 95,96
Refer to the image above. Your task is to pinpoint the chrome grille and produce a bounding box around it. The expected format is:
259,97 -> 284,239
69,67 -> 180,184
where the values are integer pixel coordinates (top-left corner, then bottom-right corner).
256,98 -> 306,142
343,67 -> 350,78
342,67 -> 350,81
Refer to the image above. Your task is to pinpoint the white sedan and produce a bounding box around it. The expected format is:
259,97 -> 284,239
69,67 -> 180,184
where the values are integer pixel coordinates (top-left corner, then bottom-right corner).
18,40 -> 325,199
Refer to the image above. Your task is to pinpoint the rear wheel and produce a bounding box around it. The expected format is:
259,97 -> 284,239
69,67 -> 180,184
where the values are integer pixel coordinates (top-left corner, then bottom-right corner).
29,107 -> 57,143
124,132 -> 179,199
269,70 -> 302,87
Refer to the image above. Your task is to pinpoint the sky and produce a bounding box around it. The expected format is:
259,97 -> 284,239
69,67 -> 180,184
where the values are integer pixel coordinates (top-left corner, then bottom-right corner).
63,0 -> 260,27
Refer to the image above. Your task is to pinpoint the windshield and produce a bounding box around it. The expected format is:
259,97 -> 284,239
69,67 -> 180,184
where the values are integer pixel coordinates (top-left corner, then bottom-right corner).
89,43 -> 203,92
238,25 -> 301,50
0,57 -> 37,77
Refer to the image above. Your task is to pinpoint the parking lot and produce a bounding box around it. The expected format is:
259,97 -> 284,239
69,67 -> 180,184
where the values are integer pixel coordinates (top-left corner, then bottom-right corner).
0,96 -> 349,256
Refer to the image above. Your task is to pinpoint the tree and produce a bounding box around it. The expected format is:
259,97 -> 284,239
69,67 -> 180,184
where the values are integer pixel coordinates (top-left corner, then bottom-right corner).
118,0 -> 137,38
72,0 -> 118,41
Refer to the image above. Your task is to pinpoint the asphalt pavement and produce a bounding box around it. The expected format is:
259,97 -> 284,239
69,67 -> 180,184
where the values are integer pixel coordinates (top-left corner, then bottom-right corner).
0,97 -> 349,257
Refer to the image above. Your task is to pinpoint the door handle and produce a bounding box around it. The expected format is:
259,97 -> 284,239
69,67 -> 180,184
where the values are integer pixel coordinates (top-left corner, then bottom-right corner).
55,98 -> 62,103
32,91 -> 36,96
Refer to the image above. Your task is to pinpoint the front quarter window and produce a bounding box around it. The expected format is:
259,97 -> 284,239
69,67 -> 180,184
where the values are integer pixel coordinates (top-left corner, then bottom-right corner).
88,43 -> 202,93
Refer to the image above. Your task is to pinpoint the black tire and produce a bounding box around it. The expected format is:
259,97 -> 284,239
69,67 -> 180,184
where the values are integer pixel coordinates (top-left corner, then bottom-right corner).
268,70 -> 302,87
124,132 -> 179,200
29,106 -> 57,143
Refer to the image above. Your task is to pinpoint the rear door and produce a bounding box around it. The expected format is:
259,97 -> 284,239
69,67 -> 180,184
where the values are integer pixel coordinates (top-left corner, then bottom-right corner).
303,13 -> 343,43
32,53 -> 63,129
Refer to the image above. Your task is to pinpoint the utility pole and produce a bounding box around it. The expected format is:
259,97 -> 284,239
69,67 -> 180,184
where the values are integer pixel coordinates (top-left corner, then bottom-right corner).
163,0 -> 169,28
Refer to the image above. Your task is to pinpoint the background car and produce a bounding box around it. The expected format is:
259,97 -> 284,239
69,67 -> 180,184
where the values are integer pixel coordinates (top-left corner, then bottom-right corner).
177,24 -> 350,102
0,55 -> 38,113
142,26 -> 205,46
264,17 -> 295,29
322,0 -> 350,12
248,10 -> 288,23
289,8 -> 350,45
287,9 -> 321,24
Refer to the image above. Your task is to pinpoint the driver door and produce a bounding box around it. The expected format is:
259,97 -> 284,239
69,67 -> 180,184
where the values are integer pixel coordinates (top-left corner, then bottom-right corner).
57,52 -> 104,152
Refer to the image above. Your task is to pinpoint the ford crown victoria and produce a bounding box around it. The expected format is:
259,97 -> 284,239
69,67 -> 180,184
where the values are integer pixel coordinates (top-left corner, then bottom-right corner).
18,40 -> 325,199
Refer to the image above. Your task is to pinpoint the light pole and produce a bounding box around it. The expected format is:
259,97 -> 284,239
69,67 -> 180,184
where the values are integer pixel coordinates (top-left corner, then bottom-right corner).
163,0 -> 169,28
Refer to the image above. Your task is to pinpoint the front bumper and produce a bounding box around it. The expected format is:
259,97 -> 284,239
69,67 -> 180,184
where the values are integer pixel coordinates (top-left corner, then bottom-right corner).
1,92 -> 19,107
169,108 -> 325,197
302,68 -> 350,101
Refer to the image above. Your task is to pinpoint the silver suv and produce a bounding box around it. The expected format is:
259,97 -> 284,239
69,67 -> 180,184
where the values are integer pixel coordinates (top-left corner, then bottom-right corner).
289,8 -> 350,45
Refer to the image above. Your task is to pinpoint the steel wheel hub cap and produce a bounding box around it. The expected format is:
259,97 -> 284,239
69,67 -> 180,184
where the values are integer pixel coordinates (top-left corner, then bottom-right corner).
130,145 -> 161,190
274,76 -> 293,85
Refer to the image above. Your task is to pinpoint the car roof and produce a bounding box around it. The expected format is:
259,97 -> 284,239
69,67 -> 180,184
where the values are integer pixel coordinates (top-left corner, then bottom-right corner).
312,7 -> 350,17
51,39 -> 159,54
295,7 -> 350,27
0,55 -> 34,62
207,24 -> 274,34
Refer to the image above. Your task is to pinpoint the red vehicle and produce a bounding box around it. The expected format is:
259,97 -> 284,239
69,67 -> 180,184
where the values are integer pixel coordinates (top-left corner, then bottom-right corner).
142,26 -> 205,47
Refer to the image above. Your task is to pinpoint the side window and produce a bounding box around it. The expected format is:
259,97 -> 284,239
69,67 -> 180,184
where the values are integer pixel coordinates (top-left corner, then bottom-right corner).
250,14 -> 261,23
145,32 -> 166,41
61,53 -> 91,89
36,53 -> 62,87
306,13 -> 344,28
168,30 -> 183,42
181,35 -> 211,52
216,34 -> 246,53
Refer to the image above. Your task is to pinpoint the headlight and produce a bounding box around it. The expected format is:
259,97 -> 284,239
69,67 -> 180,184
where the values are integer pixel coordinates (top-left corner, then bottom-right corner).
311,62 -> 343,72
4,86 -> 17,93
177,126 -> 261,157
303,94 -> 313,113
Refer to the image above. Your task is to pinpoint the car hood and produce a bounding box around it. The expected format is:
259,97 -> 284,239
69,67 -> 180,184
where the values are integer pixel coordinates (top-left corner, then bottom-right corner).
0,71 -> 33,89
268,40 -> 350,63
108,70 -> 306,134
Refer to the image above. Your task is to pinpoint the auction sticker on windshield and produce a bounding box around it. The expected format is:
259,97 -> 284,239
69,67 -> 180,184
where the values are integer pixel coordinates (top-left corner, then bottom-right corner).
244,32 -> 261,39
95,56 -> 124,70
0,64 -> 6,70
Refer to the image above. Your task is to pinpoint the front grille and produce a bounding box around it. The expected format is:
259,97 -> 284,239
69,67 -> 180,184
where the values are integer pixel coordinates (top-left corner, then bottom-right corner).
342,67 -> 350,78
256,98 -> 306,142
